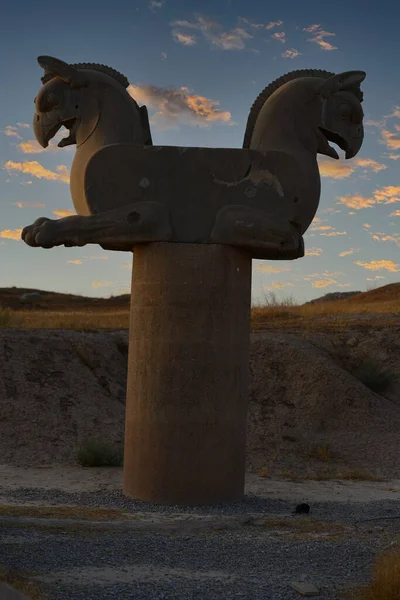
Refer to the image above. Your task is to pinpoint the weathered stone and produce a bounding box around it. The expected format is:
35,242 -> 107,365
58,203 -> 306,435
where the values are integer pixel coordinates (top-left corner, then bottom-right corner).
290,581 -> 320,596
123,242 -> 252,504
20,55 -> 366,505
22,57 -> 365,261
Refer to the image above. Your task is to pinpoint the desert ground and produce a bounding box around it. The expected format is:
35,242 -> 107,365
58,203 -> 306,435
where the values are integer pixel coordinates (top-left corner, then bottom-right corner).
0,282 -> 399,599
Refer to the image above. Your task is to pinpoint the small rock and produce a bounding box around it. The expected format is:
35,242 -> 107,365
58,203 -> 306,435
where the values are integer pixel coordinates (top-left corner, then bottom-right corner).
290,581 -> 320,596
295,503 -> 310,514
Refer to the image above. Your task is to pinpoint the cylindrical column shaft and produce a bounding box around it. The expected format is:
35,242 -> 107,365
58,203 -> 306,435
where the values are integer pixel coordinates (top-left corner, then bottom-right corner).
123,242 -> 252,505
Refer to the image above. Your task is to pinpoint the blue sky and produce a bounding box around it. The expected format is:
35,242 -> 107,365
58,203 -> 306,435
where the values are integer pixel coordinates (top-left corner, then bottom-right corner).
1,0 -> 399,303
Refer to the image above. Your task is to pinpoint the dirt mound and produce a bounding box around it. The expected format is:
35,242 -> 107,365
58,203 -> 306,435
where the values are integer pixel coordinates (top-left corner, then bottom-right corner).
248,330 -> 400,477
0,328 -> 399,478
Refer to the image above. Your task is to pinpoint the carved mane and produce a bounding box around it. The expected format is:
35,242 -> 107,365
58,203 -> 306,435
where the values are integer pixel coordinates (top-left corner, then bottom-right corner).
243,69 -> 335,149
42,63 -> 130,88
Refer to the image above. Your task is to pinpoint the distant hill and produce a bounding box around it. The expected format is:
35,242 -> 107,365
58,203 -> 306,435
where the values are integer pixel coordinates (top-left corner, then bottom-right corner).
0,287 -> 130,311
306,283 -> 400,306
305,291 -> 361,304
0,282 -> 398,311
341,282 -> 400,304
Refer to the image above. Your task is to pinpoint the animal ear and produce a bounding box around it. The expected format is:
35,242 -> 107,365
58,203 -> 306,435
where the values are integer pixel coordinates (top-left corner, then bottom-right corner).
37,56 -> 86,88
318,71 -> 366,98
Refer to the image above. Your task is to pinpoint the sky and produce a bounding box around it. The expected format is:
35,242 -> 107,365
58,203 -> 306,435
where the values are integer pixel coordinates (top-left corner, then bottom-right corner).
0,0 -> 399,304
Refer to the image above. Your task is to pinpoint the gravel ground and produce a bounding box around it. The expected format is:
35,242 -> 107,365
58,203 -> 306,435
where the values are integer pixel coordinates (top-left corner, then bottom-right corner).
2,485 -> 400,523
1,486 -> 400,600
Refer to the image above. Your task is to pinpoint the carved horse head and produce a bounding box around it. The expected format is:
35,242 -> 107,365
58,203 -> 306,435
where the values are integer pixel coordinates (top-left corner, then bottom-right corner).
244,69 -> 365,160
33,56 -> 152,150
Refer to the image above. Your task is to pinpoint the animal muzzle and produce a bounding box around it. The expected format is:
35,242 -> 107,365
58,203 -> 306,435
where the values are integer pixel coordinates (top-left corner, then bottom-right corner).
33,112 -> 62,148
345,136 -> 363,159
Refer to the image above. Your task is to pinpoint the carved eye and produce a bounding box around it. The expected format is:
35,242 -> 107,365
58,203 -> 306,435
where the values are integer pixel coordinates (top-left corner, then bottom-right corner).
338,103 -> 351,120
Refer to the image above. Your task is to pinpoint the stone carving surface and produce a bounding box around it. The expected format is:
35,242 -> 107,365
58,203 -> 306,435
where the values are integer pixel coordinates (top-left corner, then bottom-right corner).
22,57 -> 365,260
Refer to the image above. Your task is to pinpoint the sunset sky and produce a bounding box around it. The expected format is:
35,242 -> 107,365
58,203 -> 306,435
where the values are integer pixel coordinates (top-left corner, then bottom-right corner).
1,0 -> 399,303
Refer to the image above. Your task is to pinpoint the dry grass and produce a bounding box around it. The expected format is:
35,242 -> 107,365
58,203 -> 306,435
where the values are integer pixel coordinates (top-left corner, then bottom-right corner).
0,566 -> 43,600
258,467 -> 269,478
0,283 -> 398,331
7,309 -> 130,331
276,470 -> 387,482
343,549 -> 400,600
76,438 -> 124,467
262,517 -> 347,541
0,303 -> 398,331
252,300 -> 399,331
0,504 -> 131,521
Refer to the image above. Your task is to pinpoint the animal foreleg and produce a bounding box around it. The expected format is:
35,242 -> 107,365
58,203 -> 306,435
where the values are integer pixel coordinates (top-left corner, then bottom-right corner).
21,202 -> 173,251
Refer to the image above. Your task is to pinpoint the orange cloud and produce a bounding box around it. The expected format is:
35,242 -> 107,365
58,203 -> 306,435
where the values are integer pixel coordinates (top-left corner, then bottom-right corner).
305,270 -> 343,280
390,210 -> 400,216
353,158 -> 387,172
265,20 -> 284,30
364,223 -> 371,229
355,260 -> 400,272
365,120 -> 383,127
374,186 -> 400,204
380,128 -> 400,150
338,195 -> 375,210
0,228 -> 23,240
4,160 -> 70,183
303,24 -> 337,51
318,157 -> 386,179
256,264 -> 291,273
69,255 -> 109,265
92,281 -> 116,288
312,278 -> 337,288
53,209 -> 75,218
271,31 -> 286,43
310,225 -> 333,231
318,160 -> 354,179
370,232 -> 400,246
172,31 -> 197,45
263,281 -> 294,290
282,48 -> 301,58
305,247 -> 323,256
238,18 -> 265,29
18,140 -> 60,154
13,201 -> 45,208
338,248 -> 359,257
128,84 -> 232,128
321,207 -> 341,215
171,17 -> 252,51
2,125 -> 22,139
320,231 -> 347,236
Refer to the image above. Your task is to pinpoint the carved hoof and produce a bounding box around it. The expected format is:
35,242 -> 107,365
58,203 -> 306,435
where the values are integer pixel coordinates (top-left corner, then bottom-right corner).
21,218 -> 56,248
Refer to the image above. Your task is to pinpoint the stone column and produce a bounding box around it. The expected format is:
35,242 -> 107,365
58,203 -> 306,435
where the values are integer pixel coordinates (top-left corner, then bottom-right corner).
123,242 -> 252,505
